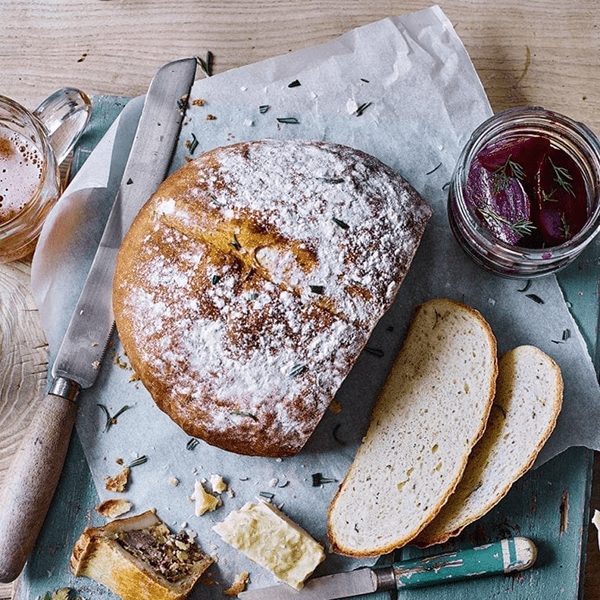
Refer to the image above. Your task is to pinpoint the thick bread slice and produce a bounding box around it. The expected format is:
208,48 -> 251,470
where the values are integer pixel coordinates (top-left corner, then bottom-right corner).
327,298 -> 497,557
416,345 -> 563,547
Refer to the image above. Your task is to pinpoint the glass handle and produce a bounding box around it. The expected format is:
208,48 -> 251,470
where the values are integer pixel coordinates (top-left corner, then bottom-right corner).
33,88 -> 91,165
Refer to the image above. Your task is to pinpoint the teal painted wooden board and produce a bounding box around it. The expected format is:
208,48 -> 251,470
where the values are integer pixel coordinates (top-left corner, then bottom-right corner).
16,97 -> 599,600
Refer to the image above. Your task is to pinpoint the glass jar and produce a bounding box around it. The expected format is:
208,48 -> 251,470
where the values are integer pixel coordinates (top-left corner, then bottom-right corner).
0,89 -> 91,263
448,107 -> 600,278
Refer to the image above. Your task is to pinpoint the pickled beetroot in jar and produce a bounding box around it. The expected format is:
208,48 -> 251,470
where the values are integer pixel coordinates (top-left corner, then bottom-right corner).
465,134 -> 589,248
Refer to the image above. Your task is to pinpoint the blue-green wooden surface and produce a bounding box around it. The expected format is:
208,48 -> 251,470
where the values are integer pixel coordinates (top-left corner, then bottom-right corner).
16,97 -> 599,600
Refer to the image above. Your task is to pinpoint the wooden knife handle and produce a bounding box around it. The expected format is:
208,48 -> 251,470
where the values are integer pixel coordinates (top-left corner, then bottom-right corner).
0,387 -> 78,583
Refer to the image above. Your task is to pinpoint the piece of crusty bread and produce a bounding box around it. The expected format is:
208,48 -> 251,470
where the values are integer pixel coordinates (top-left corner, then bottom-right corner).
71,510 -> 212,600
327,298 -> 497,557
113,140 -> 431,457
416,345 -> 563,547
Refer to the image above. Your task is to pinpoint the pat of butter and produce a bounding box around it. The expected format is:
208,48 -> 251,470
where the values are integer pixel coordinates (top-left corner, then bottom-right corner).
213,501 -> 325,589
192,480 -> 219,516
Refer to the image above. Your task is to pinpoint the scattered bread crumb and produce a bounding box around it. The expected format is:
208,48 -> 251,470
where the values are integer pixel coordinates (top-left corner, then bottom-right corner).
115,457 -> 124,465
226,488 -> 235,499
329,400 -> 343,414
192,98 -> 205,107
210,474 -> 227,494
169,477 -> 180,487
206,114 -> 217,121
91,360 -> 100,370
268,478 -> 279,488
224,571 -> 250,596
96,498 -> 132,518
128,372 -> 140,382
192,480 -> 219,516
104,467 -> 130,493
113,353 -> 128,369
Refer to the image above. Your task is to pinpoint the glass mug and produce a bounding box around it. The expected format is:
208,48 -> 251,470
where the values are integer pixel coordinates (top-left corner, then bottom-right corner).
0,89 -> 91,262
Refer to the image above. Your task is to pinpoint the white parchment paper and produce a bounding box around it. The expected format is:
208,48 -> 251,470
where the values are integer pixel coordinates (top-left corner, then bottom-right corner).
31,5 -> 600,596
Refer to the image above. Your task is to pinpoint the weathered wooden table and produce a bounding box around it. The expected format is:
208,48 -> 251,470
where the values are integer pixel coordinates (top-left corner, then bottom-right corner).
1,1 -> 599,598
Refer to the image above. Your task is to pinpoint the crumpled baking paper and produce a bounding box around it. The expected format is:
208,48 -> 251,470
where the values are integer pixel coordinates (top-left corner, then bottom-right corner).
31,5 -> 600,596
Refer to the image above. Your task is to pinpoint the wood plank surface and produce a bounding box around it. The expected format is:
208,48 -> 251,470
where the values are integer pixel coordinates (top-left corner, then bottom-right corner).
0,1 -> 599,599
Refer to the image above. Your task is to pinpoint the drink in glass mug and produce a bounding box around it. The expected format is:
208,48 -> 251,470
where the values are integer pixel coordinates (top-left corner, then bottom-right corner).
0,89 -> 91,262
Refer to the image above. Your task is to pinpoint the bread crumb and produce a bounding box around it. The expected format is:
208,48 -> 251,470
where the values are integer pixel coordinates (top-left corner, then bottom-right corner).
192,98 -> 205,107
169,476 -> 180,487
210,474 -> 227,494
206,114 -> 217,121
192,480 -> 219,516
96,498 -> 132,518
104,467 -> 130,493
113,353 -> 128,369
329,400 -> 343,414
91,360 -> 100,370
115,457 -> 124,465
268,478 -> 279,487
224,571 -> 250,596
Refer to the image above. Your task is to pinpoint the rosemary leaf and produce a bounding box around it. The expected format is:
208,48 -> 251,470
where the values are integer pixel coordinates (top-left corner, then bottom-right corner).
288,79 -> 301,88
230,233 -> 242,250
517,280 -> 532,293
211,274 -> 221,285
186,438 -> 200,451
360,78 -> 370,83
277,117 -> 300,124
230,410 -> 259,422
354,101 -> 372,117
97,403 -> 133,433
526,293 -> 545,305
196,51 -> 214,77
426,162 -> 442,175
309,285 -> 325,294
289,363 -> 307,378
442,181 -> 451,191
332,217 -> 350,230
259,491 -> 275,500
562,328 -> 571,341
188,132 -> 198,155
259,105 -> 271,114
128,455 -> 148,468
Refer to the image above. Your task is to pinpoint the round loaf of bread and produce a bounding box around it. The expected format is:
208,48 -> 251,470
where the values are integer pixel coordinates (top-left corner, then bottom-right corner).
113,140 -> 431,457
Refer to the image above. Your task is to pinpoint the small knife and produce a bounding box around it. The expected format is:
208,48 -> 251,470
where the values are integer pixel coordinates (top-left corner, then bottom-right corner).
0,57 -> 197,583
239,537 -> 537,600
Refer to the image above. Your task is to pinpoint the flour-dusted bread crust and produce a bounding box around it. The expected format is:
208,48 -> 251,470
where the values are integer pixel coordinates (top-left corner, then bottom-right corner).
113,140 -> 431,457
416,345 -> 563,547
327,298 -> 497,557
70,510 -> 212,600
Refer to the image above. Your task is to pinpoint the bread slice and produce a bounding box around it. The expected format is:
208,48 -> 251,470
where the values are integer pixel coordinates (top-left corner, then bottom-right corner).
70,510 -> 212,600
327,298 -> 497,557
416,345 -> 563,547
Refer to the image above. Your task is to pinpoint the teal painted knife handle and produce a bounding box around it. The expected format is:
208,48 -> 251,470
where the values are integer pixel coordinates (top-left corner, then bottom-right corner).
388,537 -> 537,589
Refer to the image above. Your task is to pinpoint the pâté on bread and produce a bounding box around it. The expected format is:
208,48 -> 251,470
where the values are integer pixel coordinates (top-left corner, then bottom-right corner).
113,140 -> 431,456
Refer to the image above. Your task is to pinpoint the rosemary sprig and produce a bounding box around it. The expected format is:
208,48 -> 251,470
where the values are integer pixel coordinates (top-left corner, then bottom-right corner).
259,105 -> 271,114
196,51 -> 214,77
277,117 -> 300,124
332,217 -> 349,230
478,206 -> 536,236
549,156 -> 575,197
128,455 -> 148,468
541,188 -> 558,203
354,102 -> 372,117
186,438 -> 200,450
97,404 -> 133,433
312,473 -> 337,487
492,155 -> 525,193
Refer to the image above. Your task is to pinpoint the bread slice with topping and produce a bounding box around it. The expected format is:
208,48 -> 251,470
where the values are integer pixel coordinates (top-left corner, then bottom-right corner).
70,510 -> 212,600
327,298 -> 497,557
416,345 -> 563,547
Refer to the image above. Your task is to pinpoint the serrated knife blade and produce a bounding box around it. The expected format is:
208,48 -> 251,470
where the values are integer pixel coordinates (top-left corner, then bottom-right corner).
238,569 -> 379,600
52,57 -> 196,388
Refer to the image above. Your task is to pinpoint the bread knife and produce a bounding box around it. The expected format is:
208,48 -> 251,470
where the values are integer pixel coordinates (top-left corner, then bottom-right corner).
0,57 -> 197,583
238,537 -> 537,600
